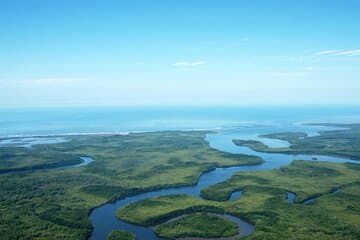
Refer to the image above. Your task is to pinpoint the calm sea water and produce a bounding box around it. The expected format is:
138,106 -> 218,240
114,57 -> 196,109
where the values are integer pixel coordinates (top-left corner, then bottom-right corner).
1,106 -> 360,137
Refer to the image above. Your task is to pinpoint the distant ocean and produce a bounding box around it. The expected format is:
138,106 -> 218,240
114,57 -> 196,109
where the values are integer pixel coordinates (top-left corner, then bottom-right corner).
1,106 -> 360,138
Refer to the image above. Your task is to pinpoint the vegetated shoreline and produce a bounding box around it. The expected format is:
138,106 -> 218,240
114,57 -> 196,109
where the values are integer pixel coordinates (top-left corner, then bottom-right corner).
119,204 -> 226,227
286,186 -> 342,205
3,124 -> 357,239
116,199 -> 255,240
86,157 -> 263,239
0,156 -> 82,174
231,123 -> 360,161
86,125 -> 358,239
200,187 -> 244,202
0,155 -> 94,174
0,128 -> 223,140
0,130 -> 220,174
154,213 -> 244,240
92,151 -> 263,205
300,185 -> 343,205
0,122 -> 348,143
0,132 -> 130,140
0,129 -> 262,240
233,139 -> 360,161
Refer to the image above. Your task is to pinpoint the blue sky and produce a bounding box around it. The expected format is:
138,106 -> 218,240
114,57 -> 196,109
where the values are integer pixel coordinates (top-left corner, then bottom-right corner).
1,0 -> 360,107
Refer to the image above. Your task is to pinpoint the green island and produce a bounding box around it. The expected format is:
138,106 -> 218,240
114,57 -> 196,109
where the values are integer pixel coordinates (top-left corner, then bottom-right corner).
233,123 -> 360,160
117,194 -> 223,226
155,213 -> 239,239
107,230 -> 135,240
0,131 -> 261,239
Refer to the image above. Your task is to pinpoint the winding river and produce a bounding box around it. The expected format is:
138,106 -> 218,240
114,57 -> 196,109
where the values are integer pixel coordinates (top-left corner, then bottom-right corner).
0,137 -> 94,174
2,125 -> 357,239
89,125 -> 359,240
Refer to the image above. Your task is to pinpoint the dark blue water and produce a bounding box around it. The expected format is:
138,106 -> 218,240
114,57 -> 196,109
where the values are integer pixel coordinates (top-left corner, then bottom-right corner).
287,192 -> 297,203
229,190 -> 243,201
59,156 -> 95,169
302,186 -> 342,205
302,197 -> 317,205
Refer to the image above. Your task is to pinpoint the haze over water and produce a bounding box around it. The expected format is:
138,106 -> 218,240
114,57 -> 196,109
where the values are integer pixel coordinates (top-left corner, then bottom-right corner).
1,106 -> 360,138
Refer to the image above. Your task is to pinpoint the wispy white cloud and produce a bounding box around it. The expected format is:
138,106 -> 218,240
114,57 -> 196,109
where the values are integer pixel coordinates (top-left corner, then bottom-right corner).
332,50 -> 360,56
314,49 -> 360,57
314,50 -> 343,56
173,61 -> 205,67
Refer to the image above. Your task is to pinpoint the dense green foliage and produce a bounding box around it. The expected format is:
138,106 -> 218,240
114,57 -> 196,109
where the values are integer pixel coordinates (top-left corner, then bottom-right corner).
119,161 -> 360,240
107,230 -> 135,240
0,146 -> 82,173
0,131 -> 261,239
201,161 -> 359,202
155,213 -> 238,239
1,125 -> 360,240
232,139 -> 291,154
206,161 -> 360,239
117,194 -> 223,226
233,123 -> 360,160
